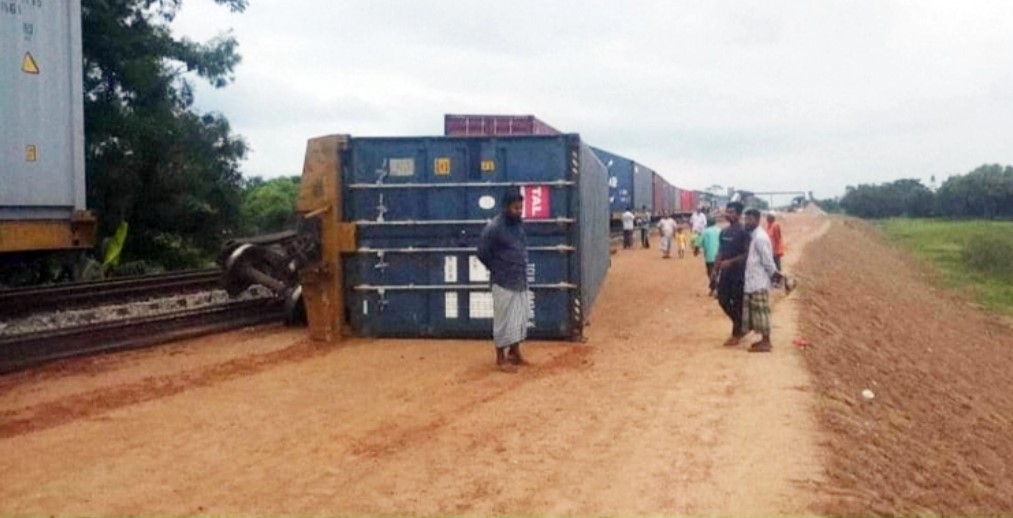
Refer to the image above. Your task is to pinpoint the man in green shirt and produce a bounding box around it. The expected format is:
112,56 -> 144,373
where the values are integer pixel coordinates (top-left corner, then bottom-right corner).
696,217 -> 722,297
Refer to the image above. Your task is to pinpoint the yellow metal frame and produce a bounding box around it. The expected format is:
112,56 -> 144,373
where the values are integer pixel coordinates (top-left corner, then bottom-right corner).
0,210 -> 96,254
296,135 -> 356,342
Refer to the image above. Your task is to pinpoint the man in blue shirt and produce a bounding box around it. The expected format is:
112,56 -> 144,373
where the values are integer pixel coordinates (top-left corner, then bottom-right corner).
477,191 -> 530,371
714,202 -> 751,346
696,217 -> 722,296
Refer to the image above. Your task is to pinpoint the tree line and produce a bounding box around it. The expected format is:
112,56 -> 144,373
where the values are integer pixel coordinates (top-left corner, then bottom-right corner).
821,165 -> 1013,219
82,0 -> 256,271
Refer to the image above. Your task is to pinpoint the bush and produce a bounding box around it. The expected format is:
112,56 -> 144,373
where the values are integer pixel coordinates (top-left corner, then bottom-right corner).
963,233 -> 1013,282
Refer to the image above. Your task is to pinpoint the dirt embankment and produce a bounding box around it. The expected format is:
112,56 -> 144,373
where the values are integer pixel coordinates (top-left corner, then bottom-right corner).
797,218 -> 1013,515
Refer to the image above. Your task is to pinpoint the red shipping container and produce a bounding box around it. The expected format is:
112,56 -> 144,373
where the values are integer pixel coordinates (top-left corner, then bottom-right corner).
681,190 -> 695,212
444,114 -> 561,136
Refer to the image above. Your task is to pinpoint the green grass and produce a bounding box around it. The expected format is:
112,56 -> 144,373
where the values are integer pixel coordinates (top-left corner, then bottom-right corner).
878,218 -> 1013,315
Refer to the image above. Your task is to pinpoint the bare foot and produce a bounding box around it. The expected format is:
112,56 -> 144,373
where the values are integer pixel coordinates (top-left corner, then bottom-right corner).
508,354 -> 530,366
748,341 -> 773,353
723,336 -> 743,347
497,362 -> 519,373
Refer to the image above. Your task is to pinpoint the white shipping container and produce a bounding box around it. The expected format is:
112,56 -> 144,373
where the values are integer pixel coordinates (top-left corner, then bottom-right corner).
0,0 -> 85,220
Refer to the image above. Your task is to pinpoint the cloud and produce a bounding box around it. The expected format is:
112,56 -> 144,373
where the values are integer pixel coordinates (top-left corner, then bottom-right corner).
173,0 -> 1013,199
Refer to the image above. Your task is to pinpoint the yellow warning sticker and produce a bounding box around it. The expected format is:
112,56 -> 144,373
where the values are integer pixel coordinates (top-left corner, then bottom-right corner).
480,160 -> 496,172
434,157 -> 451,176
26,145 -> 37,162
21,52 -> 39,75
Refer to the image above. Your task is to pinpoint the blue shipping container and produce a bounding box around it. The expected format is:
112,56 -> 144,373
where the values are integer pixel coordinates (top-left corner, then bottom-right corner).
592,147 -> 655,218
343,134 -> 610,340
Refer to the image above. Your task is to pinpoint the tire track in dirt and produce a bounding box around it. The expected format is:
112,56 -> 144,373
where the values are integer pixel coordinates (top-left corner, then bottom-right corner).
0,338 -> 327,439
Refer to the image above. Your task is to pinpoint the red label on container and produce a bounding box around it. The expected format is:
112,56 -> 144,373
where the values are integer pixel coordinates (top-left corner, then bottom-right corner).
521,185 -> 551,219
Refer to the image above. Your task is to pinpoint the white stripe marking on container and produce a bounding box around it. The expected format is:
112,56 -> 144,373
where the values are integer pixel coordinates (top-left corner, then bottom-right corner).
444,256 -> 458,283
445,292 -> 459,319
469,256 -> 490,282
469,291 -> 494,319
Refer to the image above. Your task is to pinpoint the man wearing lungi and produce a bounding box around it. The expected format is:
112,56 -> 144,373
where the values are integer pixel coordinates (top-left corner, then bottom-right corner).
741,208 -> 783,353
478,191 -> 530,371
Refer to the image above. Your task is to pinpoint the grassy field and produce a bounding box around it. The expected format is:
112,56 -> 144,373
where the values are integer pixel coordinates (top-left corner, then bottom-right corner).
878,218 -> 1013,315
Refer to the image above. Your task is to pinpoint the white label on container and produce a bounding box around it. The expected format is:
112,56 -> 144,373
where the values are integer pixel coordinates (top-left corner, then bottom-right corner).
388,158 -> 415,176
469,292 -> 494,319
444,256 -> 458,283
469,256 -> 490,282
362,300 -> 368,315
445,292 -> 459,319
478,195 -> 496,210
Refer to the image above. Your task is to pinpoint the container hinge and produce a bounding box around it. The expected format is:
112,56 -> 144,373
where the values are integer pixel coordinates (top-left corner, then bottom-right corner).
375,159 -> 389,185
377,288 -> 389,312
373,251 -> 388,271
375,193 -> 388,222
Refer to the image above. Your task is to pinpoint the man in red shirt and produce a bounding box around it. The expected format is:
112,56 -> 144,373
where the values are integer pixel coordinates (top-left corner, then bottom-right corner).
766,212 -> 786,272
766,212 -> 796,294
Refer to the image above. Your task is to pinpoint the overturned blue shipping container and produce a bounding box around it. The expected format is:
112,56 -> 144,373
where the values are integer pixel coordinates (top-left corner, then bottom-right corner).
591,147 -> 655,219
343,134 -> 610,340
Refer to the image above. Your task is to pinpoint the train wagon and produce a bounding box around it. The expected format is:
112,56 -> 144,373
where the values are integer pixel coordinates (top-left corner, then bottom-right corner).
591,147 -> 654,219
652,174 -> 678,216
680,190 -> 696,213
1,0 -> 96,260
444,114 -> 561,137
220,134 -> 612,342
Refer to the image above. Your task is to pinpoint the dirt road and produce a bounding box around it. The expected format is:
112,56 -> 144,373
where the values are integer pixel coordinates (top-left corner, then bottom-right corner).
0,215 -> 827,516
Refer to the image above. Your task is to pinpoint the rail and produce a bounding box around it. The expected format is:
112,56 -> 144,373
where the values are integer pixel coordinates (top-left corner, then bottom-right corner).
0,299 -> 283,373
0,269 -> 221,318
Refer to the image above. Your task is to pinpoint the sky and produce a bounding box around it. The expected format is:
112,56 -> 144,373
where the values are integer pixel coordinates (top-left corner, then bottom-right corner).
172,1 -> 1013,200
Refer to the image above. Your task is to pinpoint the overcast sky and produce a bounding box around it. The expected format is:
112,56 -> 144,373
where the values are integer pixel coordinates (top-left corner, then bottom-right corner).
173,1 -> 1013,199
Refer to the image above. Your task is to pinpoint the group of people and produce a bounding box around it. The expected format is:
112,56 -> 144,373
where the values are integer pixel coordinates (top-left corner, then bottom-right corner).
623,207 -> 697,259
711,202 -> 793,353
620,206 -> 653,250
478,191 -> 795,371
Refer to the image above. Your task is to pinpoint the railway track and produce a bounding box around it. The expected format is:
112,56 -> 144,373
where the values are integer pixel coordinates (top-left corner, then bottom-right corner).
0,298 -> 283,373
0,269 -> 222,318
0,270 -> 286,374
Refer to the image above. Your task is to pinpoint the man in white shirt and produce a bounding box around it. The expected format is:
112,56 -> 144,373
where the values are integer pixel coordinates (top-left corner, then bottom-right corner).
621,208 -> 635,249
741,208 -> 783,353
657,213 -> 677,258
690,208 -> 708,254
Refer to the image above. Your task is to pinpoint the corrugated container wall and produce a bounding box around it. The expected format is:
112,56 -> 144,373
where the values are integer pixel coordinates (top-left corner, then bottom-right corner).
342,134 -> 609,340
444,114 -> 561,137
680,190 -> 695,213
1,0 -> 85,220
591,147 -> 653,218
653,174 -> 677,216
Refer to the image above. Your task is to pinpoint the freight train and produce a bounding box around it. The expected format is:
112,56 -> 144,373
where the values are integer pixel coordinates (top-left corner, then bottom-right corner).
1,0 -> 97,281
221,114 -> 721,340
445,115 -> 710,221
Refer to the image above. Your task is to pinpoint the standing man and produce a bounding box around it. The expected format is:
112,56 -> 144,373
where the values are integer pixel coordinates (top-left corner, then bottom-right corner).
621,207 -> 635,249
478,191 -> 530,371
658,212 -> 677,259
766,212 -> 796,294
714,202 -> 751,346
766,212 -> 786,272
697,217 -> 722,296
691,207 -> 707,254
638,205 -> 652,249
742,208 -> 781,352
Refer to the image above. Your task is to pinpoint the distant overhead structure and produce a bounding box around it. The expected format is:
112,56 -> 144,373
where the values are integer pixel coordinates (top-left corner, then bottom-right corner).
735,190 -> 811,208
